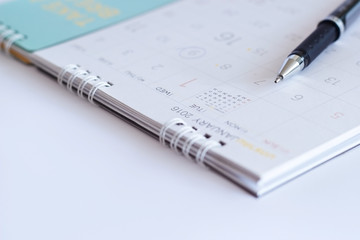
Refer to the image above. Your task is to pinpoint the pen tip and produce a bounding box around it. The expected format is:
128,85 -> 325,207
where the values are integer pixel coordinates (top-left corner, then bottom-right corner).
274,75 -> 283,83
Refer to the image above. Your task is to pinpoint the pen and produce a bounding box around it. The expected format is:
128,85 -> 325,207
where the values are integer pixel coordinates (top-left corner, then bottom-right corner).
275,0 -> 360,83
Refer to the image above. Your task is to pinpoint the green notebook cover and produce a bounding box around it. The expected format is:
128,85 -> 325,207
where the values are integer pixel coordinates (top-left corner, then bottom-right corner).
0,0 -> 176,52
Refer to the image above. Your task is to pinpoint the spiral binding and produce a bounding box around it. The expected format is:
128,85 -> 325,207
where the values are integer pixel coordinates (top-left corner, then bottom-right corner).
57,64 -> 111,104
160,118 -> 222,165
0,23 -> 25,55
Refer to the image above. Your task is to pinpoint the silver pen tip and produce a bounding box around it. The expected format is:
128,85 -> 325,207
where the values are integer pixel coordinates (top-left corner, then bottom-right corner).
274,75 -> 283,83
274,54 -> 305,84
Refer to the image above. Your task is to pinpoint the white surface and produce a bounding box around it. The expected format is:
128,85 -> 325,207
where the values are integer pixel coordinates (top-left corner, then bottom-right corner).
1,49 -> 360,240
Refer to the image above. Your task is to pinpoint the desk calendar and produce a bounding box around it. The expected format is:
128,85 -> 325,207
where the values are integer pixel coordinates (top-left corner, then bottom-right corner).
1,0 -> 360,196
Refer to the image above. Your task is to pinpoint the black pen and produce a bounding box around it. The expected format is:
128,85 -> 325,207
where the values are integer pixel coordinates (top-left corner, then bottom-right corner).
275,0 -> 360,83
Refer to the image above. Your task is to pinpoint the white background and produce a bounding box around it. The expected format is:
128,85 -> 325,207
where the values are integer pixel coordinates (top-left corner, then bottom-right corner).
1,0 -> 360,237
1,45 -> 360,240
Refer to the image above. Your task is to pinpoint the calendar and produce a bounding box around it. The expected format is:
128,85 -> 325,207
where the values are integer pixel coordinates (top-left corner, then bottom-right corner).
20,0 -> 360,195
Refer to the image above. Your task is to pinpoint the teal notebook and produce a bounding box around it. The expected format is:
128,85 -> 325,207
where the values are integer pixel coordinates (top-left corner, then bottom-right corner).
0,0 -> 176,52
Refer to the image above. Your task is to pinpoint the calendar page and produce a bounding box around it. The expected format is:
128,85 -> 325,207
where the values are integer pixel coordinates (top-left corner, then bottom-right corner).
34,0 -> 360,194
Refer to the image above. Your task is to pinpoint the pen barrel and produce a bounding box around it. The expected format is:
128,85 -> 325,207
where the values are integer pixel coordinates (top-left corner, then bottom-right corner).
329,0 -> 360,26
291,21 -> 339,67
